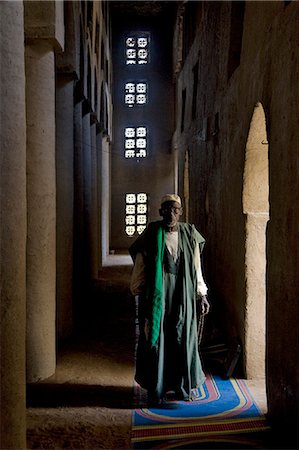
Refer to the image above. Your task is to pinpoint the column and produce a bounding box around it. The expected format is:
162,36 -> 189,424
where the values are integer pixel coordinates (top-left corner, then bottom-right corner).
82,112 -> 92,282
73,101 -> 85,327
101,136 -> 111,264
90,121 -> 99,279
0,2 -> 27,448
25,42 -> 56,381
56,74 -> 74,339
97,133 -> 103,267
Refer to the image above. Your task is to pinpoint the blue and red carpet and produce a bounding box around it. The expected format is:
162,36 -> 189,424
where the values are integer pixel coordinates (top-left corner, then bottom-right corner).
131,372 -> 271,449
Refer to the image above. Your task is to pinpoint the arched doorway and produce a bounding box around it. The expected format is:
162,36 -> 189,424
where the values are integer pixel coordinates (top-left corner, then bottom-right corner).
242,102 -> 269,379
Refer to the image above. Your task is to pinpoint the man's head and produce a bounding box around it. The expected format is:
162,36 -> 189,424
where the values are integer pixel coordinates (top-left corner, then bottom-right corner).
159,194 -> 183,229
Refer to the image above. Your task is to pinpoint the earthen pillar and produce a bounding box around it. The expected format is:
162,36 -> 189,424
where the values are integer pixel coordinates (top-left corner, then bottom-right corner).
90,121 -> 99,279
82,112 -> 92,281
56,74 -> 74,339
25,42 -> 56,382
97,133 -> 103,267
100,135 -> 111,264
73,101 -> 85,325
0,2 -> 27,448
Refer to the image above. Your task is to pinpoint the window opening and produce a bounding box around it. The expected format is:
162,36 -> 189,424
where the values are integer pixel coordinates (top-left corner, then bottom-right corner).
124,126 -> 147,158
125,193 -> 148,236
125,82 -> 148,107
125,33 -> 150,65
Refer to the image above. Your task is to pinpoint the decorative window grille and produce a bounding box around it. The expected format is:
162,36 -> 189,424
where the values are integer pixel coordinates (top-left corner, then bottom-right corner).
126,34 -> 150,65
124,126 -> 147,158
125,193 -> 148,236
125,82 -> 147,107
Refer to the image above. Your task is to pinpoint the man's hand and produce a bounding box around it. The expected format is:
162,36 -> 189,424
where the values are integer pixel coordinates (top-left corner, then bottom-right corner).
200,295 -> 210,316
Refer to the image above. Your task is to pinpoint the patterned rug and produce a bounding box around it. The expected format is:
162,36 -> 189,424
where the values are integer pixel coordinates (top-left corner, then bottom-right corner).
131,373 -> 271,449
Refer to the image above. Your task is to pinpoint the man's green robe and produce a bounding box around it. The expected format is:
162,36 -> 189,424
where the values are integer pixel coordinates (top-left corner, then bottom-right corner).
129,221 -> 206,401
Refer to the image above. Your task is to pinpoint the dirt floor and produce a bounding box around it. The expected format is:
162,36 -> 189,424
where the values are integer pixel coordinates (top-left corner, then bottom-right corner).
26,337 -> 135,449
27,265 -> 136,450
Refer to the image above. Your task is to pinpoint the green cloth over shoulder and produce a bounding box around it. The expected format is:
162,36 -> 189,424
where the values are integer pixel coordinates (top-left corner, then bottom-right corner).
129,221 -> 205,348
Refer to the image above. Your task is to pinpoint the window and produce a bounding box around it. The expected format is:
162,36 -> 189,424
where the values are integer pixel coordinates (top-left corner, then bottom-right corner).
124,126 -> 147,158
125,34 -> 150,65
125,193 -> 148,236
125,82 -> 148,107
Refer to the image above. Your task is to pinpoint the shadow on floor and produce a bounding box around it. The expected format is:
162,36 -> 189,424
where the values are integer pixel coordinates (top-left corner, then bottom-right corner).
27,383 -> 134,409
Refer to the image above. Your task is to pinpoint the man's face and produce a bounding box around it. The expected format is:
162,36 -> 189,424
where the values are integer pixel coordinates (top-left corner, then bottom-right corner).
159,201 -> 182,228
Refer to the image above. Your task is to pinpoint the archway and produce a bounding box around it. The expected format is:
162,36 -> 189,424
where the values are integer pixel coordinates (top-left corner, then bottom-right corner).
242,102 -> 269,379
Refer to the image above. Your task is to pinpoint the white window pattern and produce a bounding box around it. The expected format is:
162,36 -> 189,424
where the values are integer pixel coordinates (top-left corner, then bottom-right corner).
125,82 -> 147,107
126,34 -> 149,65
124,126 -> 147,158
125,193 -> 148,236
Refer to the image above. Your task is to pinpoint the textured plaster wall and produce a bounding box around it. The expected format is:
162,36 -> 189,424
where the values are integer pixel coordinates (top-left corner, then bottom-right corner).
174,1 -> 298,438
263,3 -> 299,435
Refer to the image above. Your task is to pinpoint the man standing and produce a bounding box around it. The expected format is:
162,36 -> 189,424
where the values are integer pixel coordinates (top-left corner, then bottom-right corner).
129,194 -> 210,405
